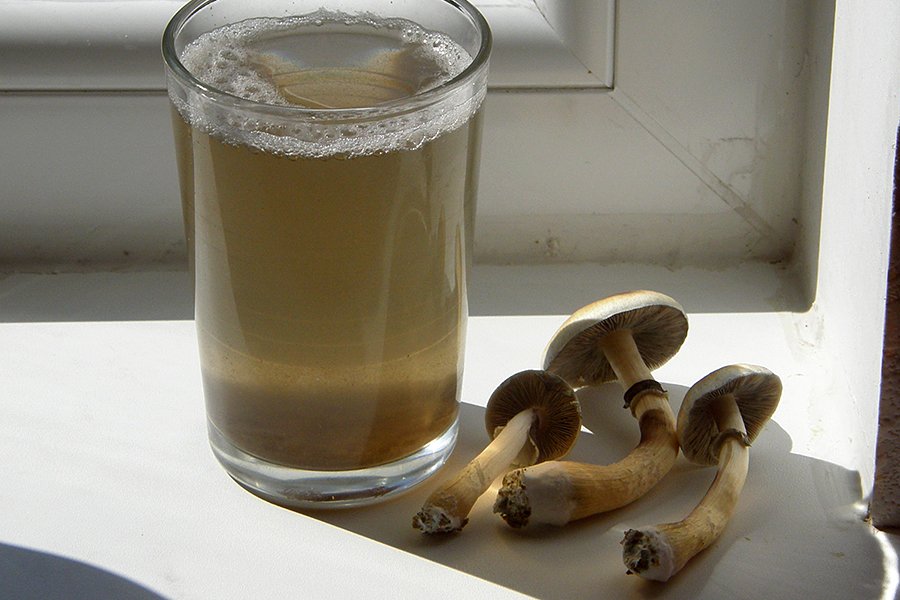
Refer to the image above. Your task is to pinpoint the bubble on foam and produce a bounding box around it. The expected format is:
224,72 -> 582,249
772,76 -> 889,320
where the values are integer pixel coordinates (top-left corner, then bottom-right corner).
171,9 -> 487,158
180,25 -> 287,106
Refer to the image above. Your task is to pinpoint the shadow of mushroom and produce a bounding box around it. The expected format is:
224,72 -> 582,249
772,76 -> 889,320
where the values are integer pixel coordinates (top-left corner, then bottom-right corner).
304,383 -> 893,600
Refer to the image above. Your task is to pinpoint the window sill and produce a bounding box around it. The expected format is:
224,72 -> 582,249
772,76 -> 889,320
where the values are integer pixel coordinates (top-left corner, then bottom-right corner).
0,264 -> 895,599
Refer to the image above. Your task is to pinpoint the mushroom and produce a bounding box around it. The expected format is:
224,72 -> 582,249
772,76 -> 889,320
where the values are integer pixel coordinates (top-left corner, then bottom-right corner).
621,364 -> 782,581
413,369 -> 581,534
494,291 -> 686,528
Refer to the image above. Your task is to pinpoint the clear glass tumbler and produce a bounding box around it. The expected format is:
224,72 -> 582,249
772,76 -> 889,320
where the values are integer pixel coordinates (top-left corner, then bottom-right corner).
163,0 -> 490,508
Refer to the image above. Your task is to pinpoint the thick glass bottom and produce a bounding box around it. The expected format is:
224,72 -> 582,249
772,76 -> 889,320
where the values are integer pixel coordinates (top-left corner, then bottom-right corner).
207,418 -> 458,509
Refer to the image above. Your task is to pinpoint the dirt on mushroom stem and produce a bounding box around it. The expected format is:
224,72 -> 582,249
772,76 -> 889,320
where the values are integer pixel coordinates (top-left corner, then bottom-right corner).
622,364 -> 781,581
495,292 -> 687,530
413,370 -> 581,534
412,408 -> 538,533
494,391 -> 678,527
621,431 -> 750,581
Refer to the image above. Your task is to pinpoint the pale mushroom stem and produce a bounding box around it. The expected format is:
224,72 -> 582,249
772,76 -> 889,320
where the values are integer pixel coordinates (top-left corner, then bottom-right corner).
601,328 -> 653,389
601,325 -> 678,451
622,394 -> 749,581
413,408 -> 537,534
600,328 -> 676,421
598,326 -> 680,501
494,329 -> 679,528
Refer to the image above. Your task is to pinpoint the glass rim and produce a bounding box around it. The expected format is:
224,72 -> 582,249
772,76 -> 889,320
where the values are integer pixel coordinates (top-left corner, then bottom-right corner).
161,0 -> 492,117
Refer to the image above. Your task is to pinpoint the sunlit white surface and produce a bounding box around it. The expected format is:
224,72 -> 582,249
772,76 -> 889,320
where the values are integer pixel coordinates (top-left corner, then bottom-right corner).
0,265 -> 895,599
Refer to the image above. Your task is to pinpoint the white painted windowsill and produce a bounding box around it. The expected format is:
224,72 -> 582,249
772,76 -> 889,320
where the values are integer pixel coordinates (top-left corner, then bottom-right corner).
0,264 -> 896,599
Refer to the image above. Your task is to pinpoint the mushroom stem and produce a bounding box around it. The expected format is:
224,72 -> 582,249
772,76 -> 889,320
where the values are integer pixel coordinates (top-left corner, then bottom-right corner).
494,394 -> 678,527
622,395 -> 749,581
413,408 -> 537,534
600,329 -> 653,387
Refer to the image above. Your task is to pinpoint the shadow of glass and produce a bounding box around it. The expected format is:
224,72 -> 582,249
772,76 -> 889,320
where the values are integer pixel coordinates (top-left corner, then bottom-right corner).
0,543 -> 167,600
300,383 -> 893,599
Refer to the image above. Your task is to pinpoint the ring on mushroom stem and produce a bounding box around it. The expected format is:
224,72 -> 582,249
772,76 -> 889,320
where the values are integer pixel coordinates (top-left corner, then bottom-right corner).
412,369 -> 581,534
493,290 -> 687,528
621,364 -> 782,581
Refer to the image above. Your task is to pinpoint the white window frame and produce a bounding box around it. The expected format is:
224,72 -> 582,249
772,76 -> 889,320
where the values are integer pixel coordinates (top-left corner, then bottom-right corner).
0,0 -> 615,91
475,0 -> 615,89
0,0 -> 620,266
0,0 -> 183,91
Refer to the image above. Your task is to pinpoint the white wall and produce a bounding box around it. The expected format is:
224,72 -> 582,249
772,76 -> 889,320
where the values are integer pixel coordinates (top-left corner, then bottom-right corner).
798,0 -> 900,492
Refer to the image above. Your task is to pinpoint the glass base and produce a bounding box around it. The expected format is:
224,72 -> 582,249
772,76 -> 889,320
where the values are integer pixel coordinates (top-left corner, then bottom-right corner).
207,419 -> 458,509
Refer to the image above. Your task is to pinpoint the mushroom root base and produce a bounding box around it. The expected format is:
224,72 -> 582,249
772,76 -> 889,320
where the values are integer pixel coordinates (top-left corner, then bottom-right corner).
622,527 -> 677,581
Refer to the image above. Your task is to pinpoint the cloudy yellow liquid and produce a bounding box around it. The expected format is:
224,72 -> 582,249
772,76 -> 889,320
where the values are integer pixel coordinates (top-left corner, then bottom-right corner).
172,14 -> 482,470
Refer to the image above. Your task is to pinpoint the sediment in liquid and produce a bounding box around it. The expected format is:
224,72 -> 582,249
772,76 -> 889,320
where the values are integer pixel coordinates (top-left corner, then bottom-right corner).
172,13 -> 484,470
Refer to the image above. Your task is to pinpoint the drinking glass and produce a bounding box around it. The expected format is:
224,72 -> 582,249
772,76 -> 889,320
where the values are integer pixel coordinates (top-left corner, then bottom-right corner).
163,0 -> 490,507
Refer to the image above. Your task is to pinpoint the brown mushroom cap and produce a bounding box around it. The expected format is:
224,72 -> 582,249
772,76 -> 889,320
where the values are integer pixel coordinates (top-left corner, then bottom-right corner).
677,364 -> 782,466
484,370 -> 582,463
541,290 -> 689,388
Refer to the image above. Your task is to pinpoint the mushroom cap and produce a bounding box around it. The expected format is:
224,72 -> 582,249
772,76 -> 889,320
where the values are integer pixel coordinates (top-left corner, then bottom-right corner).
677,364 -> 782,466
541,290 -> 689,388
484,370 -> 582,463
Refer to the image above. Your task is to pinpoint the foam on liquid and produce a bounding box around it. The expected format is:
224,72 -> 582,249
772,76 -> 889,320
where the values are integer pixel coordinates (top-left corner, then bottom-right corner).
175,10 -> 484,158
